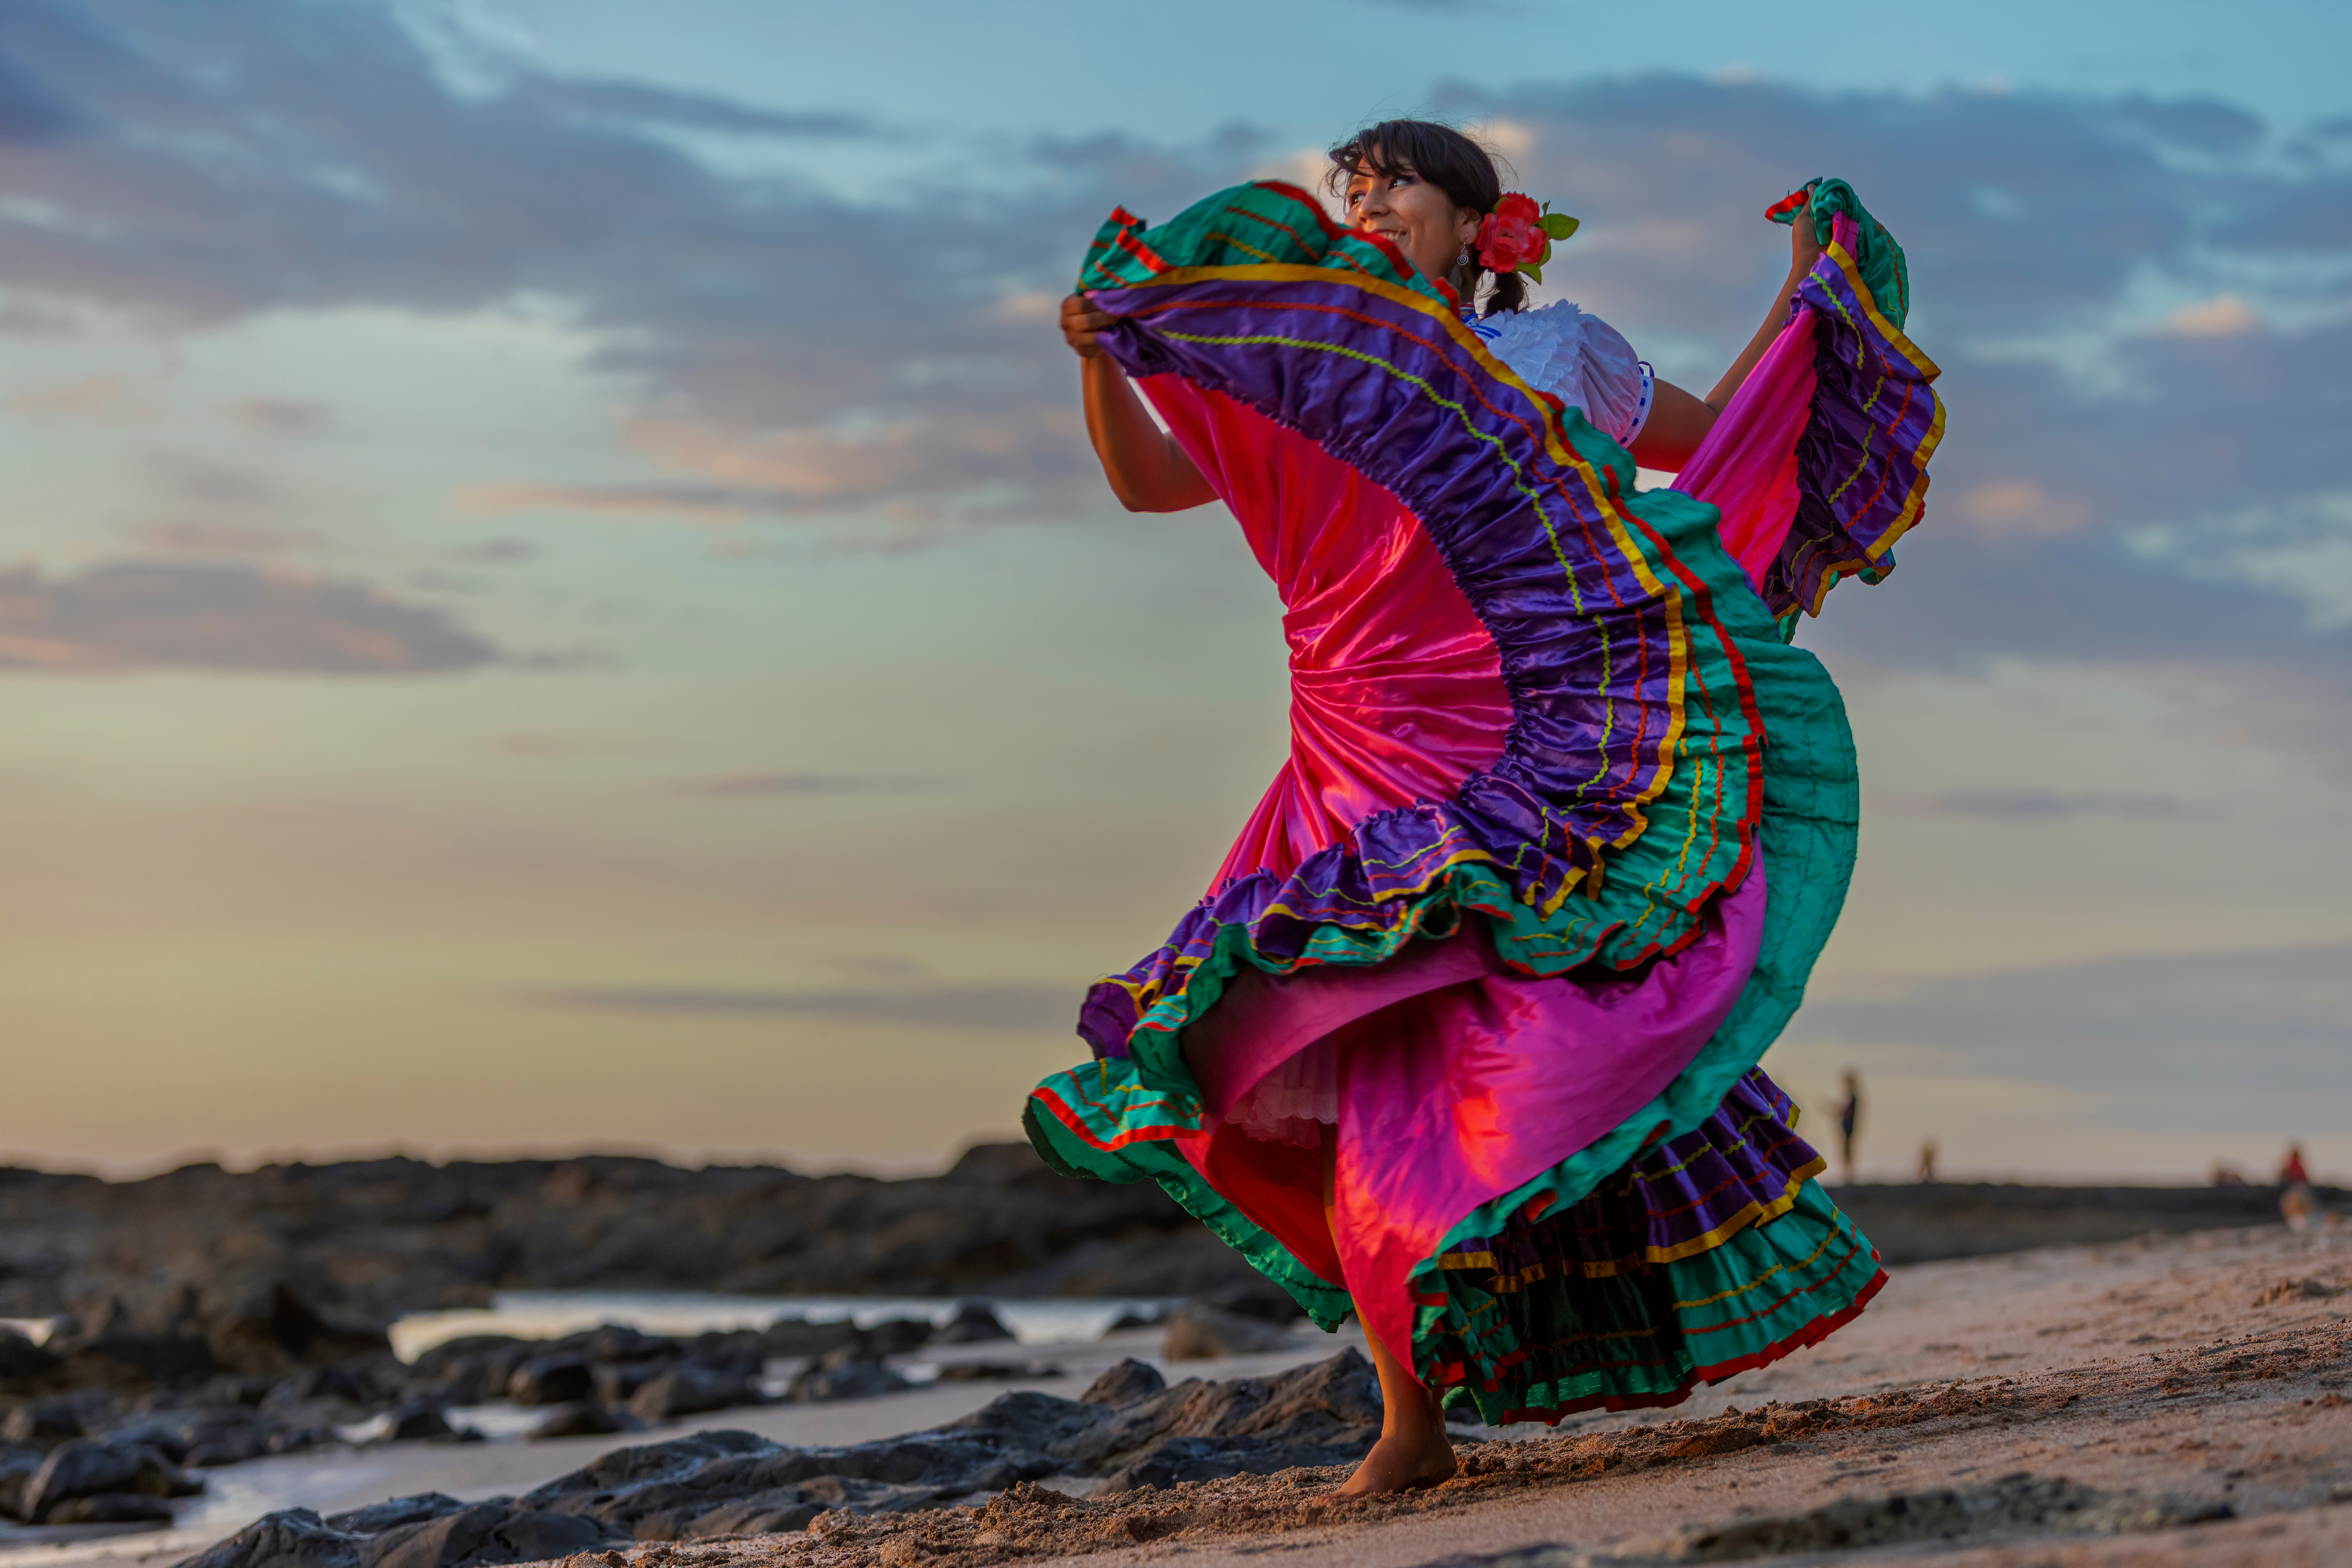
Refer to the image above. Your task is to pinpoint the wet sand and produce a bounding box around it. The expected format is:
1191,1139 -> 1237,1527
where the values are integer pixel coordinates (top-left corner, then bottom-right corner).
12,1219 -> 2349,1568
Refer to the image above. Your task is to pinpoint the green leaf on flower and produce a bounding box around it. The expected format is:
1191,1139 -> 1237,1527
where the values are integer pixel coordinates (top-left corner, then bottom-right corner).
1520,260 -> 1544,284
1540,213 -> 1580,240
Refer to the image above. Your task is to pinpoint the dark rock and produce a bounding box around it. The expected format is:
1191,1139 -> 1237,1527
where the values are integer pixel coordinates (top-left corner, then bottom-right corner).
1045,1350 -> 1380,1474
194,1374 -> 275,1408
1096,1434 -> 1353,1493
359,1503 -> 618,1568
627,1364 -> 754,1422
935,1389 -> 1109,1452
0,1331 -> 61,1393
1204,1280 -> 1306,1324
592,1362 -> 658,1404
928,1301 -> 1014,1345
788,1361 -> 909,1403
672,1490 -> 826,1537
754,1319 -> 862,1358
204,1284 -> 390,1377
547,1326 -> 676,1365
507,1356 -> 595,1406
1104,1307 -> 1166,1332
933,1362 -> 1060,1383
54,1334 -> 219,1388
519,1428 -> 776,1506
528,1401 -> 628,1441
0,1446 -> 45,1522
173,1507 -> 360,1568
1161,1302 -> 1292,1359
22,1439 -> 202,1521
44,1491 -> 176,1524
401,1338 -> 535,1407
323,1494 -> 470,1534
106,1406 -> 282,1467
262,1365 -> 380,1416
380,1402 -> 453,1442
3,1397 -> 84,1444
1080,1358 -> 1167,1407
858,1319 -> 935,1358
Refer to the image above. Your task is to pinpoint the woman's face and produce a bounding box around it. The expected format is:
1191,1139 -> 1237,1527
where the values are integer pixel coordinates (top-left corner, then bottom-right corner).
1344,158 -> 1479,293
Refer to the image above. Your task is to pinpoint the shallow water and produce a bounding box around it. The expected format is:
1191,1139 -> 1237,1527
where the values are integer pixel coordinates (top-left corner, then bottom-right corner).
387,1290 -> 1168,1360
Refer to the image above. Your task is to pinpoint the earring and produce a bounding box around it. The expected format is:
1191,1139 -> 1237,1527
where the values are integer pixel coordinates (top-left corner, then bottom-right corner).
1456,239 -> 1471,271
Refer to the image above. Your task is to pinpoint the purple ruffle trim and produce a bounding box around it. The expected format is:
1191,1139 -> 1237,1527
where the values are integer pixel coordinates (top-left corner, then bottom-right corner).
1439,1069 -> 1822,1283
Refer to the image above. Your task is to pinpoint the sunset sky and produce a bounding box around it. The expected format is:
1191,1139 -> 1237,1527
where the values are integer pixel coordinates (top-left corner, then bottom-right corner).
2,0 -> 2346,1181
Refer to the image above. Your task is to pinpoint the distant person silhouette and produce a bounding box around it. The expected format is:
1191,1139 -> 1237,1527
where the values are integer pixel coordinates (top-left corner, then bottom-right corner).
1836,1070 -> 1862,1184
2278,1142 -> 2319,1232
1916,1138 -> 1937,1184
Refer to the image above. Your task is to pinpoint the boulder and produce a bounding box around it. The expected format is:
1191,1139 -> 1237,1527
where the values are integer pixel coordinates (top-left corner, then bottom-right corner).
379,1402 -> 454,1442
626,1364 -> 754,1422
1204,1280 -> 1306,1324
528,1402 -> 628,1441
933,1362 -> 1061,1383
360,1502 -> 619,1568
754,1318 -> 862,1359
788,1361 -> 909,1403
173,1507 -> 360,1568
322,1494 -> 470,1534
1104,1307 -> 1166,1332
3,1397 -> 84,1444
0,1446 -> 45,1521
402,1337 -> 544,1407
1161,1302 -> 1292,1360
202,1283 -> 390,1377
104,1406 -> 282,1467
1096,1434 -> 1356,1493
507,1356 -> 595,1406
262,1365 -> 381,1416
1079,1358 -> 1167,1407
44,1492 -> 176,1524
928,1301 -> 1014,1345
0,1330 -> 61,1393
21,1439 -> 201,1521
546,1325 -> 676,1365
858,1319 -> 935,1358
670,1490 -> 827,1537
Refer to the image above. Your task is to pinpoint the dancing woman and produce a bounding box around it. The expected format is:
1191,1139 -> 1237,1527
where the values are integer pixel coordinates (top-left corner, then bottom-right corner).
1029,119 -> 1942,1495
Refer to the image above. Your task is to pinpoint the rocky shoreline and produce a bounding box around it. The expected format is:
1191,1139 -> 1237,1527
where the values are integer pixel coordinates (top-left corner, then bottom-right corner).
177,1348 -> 1388,1568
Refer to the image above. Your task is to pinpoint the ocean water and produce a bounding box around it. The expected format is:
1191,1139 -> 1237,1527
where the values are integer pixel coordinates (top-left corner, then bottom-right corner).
388,1290 -> 1168,1360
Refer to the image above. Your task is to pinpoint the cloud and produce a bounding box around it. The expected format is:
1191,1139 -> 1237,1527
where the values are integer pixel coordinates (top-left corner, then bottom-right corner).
534,982 -> 1074,1033
1884,790 -> 2191,819
0,560 -> 498,673
11,377 -> 128,417
1789,945 -> 2352,1134
1,3 -> 2348,676
2164,294 -> 2262,337
664,772 -> 950,798
132,521 -> 323,557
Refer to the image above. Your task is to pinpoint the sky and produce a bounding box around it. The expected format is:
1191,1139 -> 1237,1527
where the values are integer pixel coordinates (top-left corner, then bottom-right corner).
0,0 -> 2346,1182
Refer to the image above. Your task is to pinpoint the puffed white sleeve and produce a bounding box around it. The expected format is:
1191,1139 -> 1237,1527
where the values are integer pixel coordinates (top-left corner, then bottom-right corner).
1576,313 -> 1655,448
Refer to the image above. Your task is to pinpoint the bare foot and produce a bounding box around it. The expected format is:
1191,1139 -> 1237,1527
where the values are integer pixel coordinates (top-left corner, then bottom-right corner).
1335,1429 -> 1459,1496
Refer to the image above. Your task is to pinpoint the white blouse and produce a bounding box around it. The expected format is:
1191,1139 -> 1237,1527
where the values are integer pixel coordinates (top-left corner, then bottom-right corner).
1460,302 -> 1655,448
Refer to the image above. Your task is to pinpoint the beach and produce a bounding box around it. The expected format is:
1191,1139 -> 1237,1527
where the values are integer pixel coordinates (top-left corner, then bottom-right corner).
9,1215 -> 2344,1568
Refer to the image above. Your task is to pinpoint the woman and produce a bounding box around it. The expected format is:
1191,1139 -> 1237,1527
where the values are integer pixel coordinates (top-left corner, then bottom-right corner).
1029,119 -> 1942,1496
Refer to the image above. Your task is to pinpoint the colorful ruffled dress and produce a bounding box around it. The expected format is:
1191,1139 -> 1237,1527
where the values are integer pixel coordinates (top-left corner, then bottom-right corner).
1025,181 -> 1943,1424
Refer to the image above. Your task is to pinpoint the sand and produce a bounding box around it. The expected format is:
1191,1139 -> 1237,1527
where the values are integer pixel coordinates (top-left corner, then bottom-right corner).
12,1218 -> 2350,1568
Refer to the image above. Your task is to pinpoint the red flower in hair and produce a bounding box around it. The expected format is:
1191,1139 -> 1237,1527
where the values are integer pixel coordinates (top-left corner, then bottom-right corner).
1476,192 -> 1545,273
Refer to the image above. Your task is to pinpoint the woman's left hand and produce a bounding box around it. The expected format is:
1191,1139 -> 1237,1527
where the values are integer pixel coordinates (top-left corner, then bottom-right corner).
1785,184 -> 1825,278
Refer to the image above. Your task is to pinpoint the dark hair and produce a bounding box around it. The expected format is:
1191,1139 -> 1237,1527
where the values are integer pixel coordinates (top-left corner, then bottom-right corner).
1326,119 -> 1525,317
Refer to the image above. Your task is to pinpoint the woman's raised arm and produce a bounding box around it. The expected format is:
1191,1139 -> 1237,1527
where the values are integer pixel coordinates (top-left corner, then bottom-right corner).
1630,188 -> 1826,471
1062,293 -> 1218,513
